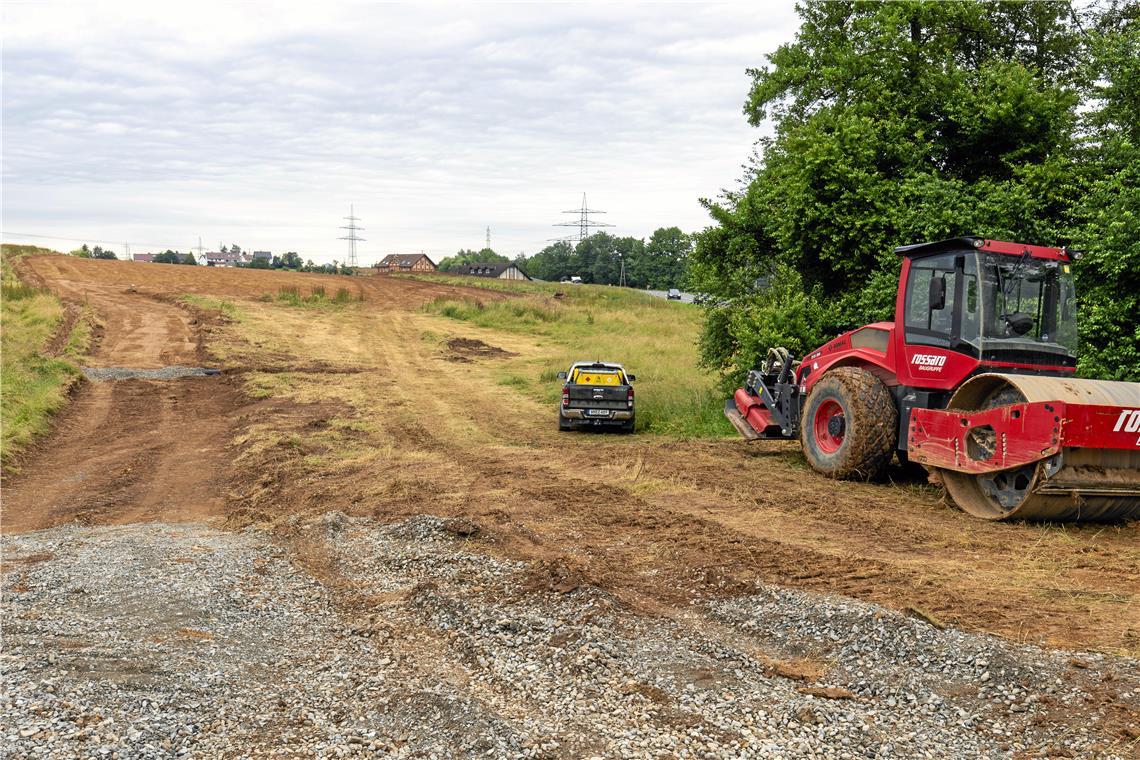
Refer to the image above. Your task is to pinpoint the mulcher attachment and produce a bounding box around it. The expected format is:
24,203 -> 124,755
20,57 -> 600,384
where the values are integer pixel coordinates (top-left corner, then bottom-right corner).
724,347 -> 801,441
908,373 -> 1140,521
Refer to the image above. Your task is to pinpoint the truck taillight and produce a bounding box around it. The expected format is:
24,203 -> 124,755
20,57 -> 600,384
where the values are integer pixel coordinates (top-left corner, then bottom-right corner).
562,388 -> 569,407
627,387 -> 634,407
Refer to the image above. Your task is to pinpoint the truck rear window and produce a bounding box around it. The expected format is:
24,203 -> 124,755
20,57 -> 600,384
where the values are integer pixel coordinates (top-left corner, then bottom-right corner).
571,369 -> 624,385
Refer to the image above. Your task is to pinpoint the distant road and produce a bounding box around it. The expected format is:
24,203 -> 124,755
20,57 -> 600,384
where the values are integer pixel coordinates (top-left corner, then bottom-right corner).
645,289 -> 696,304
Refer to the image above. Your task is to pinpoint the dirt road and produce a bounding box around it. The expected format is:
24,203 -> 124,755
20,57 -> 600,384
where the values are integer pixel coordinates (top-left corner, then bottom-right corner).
3,259 -> 234,529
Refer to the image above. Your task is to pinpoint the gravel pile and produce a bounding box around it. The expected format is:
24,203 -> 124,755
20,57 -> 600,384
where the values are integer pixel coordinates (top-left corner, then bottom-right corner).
3,516 -> 1136,759
709,590 -> 1139,758
81,367 -> 220,382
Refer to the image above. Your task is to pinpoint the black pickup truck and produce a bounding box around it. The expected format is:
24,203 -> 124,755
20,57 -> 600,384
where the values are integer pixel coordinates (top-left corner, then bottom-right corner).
557,361 -> 636,433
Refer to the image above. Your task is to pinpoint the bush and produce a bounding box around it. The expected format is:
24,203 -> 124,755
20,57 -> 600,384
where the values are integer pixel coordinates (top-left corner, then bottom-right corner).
698,264 -> 833,390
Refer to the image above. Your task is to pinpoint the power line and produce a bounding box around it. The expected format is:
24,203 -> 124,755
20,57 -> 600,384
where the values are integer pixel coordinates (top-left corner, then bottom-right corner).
1,230 -> 191,251
550,192 -> 613,245
338,204 -> 364,268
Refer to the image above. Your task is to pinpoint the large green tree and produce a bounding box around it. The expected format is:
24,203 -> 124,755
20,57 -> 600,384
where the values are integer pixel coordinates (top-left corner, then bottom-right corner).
690,1 -> 1104,386
636,227 -> 692,290
524,241 -> 575,281
1068,3 -> 1139,379
573,232 -> 645,285
275,251 -> 303,270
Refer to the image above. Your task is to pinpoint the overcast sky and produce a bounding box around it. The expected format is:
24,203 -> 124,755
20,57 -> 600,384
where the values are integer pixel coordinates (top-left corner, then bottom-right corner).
2,1 -> 798,263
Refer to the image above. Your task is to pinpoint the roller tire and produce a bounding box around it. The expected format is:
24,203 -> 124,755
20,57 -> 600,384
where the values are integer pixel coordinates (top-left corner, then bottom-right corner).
801,367 -> 897,480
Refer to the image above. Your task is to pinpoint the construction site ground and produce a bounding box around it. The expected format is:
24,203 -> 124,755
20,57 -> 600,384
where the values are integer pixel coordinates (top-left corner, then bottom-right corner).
2,255 -> 1137,758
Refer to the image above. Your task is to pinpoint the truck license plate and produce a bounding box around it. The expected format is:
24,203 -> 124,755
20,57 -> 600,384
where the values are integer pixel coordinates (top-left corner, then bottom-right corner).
587,409 -> 610,417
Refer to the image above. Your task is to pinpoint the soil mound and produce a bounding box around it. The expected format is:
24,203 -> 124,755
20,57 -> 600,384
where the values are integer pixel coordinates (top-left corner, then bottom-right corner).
445,337 -> 517,362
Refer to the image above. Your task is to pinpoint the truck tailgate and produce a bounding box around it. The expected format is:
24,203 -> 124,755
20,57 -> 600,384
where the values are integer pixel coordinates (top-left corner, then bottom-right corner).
566,385 -> 629,410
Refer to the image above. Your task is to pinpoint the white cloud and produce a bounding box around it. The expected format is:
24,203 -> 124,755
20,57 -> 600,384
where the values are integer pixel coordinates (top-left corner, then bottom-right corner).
1,1 -> 797,262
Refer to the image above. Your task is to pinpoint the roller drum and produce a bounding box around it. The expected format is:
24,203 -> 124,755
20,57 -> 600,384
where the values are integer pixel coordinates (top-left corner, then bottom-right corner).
937,374 -> 1140,522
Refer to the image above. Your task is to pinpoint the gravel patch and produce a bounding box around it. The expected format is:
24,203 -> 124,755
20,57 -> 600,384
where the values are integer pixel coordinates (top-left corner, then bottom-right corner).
81,367 -> 220,382
3,516 -> 1136,759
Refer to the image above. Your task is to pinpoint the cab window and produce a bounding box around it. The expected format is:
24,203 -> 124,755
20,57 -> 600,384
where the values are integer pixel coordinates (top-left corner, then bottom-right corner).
904,252 -> 979,351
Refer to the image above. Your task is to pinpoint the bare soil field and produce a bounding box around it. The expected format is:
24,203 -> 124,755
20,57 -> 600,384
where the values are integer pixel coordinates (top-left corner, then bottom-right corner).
2,255 -> 506,529
2,254 -> 1138,757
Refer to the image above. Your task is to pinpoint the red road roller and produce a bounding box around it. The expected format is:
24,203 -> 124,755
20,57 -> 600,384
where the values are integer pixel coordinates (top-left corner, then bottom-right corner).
725,236 -> 1140,521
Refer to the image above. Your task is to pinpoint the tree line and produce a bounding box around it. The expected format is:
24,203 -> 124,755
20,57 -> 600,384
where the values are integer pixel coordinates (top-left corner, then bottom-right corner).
241,251 -> 353,274
70,245 -> 198,264
68,234 -> 693,288
69,243 -> 356,273
524,228 -> 691,289
437,248 -> 512,272
71,244 -> 119,260
689,0 -> 1138,383
437,228 -> 693,289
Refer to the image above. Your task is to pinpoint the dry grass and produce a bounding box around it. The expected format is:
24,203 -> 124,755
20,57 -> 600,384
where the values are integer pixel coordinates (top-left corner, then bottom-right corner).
420,282 -> 730,436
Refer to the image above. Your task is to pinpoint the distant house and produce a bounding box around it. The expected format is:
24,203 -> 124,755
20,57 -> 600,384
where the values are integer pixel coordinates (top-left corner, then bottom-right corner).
374,254 -> 436,274
204,250 -> 249,267
252,251 -> 272,262
453,262 -> 531,281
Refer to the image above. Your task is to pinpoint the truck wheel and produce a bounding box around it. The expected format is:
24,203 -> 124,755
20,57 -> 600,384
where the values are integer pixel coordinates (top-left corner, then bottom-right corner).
800,367 -> 897,480
558,416 -> 572,432
620,418 -> 635,435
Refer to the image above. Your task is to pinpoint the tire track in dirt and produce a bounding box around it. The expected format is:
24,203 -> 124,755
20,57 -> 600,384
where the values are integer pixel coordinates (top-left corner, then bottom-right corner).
0,256 -> 514,534
378,313 -> 531,450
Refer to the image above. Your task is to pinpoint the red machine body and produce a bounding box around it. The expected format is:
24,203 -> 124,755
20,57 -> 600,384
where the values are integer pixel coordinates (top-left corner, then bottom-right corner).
909,401 -> 1139,474
725,236 -> 1139,521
